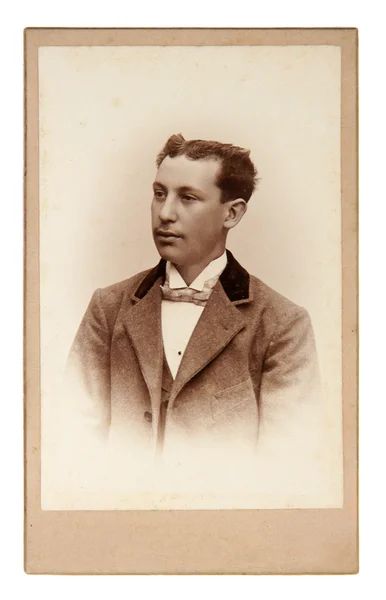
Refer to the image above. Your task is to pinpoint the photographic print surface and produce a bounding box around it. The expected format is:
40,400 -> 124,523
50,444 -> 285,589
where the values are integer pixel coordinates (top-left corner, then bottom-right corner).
38,44 -> 343,510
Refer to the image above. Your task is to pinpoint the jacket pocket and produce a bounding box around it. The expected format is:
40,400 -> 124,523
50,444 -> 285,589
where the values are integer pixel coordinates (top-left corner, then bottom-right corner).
211,378 -> 256,419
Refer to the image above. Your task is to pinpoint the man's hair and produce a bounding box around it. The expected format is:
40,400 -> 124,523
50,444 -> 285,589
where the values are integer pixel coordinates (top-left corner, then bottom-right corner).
156,133 -> 258,203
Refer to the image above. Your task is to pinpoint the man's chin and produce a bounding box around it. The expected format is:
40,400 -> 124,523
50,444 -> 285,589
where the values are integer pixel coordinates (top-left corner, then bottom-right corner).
155,244 -> 182,264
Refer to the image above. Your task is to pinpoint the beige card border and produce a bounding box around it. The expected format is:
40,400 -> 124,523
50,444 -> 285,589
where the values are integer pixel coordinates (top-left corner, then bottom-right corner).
24,27 -> 358,575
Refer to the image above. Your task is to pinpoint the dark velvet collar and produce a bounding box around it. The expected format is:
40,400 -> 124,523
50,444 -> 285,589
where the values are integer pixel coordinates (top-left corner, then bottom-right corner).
134,249 -> 250,304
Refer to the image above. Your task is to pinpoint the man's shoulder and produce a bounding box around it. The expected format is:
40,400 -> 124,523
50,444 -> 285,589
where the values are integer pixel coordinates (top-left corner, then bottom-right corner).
248,273 -> 309,322
97,268 -> 153,302
88,267 -> 156,331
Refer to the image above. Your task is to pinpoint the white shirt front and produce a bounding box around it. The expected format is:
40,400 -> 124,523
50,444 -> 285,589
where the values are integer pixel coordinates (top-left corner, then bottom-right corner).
161,251 -> 228,379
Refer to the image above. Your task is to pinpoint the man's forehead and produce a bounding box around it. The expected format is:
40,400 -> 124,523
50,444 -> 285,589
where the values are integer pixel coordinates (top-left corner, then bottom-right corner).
155,154 -> 221,188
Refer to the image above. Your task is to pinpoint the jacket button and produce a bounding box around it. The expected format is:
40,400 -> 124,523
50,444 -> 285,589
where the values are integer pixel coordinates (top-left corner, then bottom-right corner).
144,411 -> 152,423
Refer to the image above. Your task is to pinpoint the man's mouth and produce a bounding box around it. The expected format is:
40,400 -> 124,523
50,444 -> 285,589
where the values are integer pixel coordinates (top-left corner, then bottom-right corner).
156,230 -> 181,238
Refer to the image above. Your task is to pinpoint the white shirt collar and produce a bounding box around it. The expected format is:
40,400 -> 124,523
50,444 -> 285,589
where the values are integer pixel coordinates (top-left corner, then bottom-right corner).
168,250 -> 228,291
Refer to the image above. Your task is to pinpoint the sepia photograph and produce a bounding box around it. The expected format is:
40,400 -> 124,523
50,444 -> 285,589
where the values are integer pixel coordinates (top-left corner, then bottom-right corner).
25,27 -> 357,573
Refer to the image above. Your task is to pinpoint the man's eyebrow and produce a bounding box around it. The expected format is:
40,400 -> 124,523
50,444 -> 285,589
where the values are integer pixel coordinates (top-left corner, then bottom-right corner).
177,186 -> 203,195
152,181 -> 167,190
152,183 -> 204,196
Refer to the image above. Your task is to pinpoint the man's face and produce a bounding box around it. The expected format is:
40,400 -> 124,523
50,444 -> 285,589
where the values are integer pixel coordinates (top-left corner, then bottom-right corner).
151,155 -> 229,266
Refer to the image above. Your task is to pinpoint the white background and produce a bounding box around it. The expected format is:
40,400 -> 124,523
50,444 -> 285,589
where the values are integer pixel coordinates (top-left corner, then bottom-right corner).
1,0 -> 384,598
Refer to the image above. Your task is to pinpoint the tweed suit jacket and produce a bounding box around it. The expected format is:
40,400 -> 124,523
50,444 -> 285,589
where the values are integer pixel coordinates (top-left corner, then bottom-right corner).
65,250 -> 324,494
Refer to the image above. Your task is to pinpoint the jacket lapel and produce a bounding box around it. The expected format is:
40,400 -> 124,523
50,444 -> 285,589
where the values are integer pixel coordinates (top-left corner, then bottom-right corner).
123,278 -> 164,435
123,250 -> 251,408
169,281 -> 246,403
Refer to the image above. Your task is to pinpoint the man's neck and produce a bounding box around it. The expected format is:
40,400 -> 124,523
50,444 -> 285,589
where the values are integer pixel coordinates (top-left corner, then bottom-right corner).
174,247 -> 226,287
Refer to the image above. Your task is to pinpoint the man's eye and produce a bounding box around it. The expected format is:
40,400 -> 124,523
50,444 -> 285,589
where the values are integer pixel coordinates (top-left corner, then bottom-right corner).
181,195 -> 197,202
154,190 -> 166,199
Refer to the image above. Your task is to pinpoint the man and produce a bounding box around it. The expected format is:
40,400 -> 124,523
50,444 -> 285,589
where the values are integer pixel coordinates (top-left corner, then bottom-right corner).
65,134 -> 325,501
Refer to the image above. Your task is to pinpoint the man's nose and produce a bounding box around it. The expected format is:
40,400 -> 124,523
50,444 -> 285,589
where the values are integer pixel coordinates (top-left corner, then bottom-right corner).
159,196 -> 177,222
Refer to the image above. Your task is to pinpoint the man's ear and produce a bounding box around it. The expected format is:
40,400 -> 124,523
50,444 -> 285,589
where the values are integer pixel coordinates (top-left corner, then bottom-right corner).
223,199 -> 248,230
